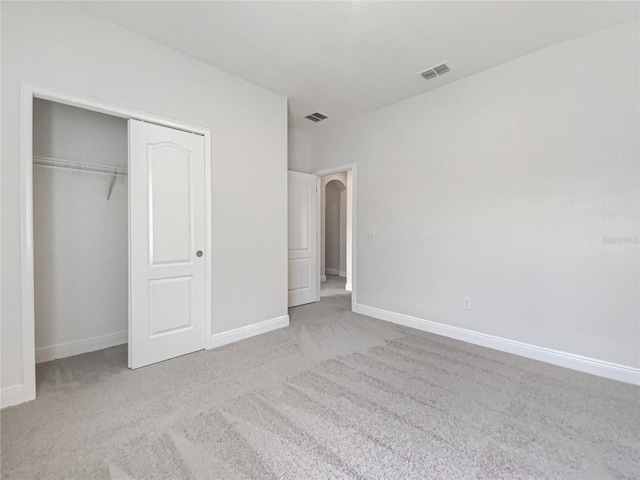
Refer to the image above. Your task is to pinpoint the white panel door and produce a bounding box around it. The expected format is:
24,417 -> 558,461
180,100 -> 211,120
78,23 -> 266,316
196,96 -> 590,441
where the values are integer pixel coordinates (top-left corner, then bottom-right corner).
288,171 -> 318,307
129,120 -> 206,368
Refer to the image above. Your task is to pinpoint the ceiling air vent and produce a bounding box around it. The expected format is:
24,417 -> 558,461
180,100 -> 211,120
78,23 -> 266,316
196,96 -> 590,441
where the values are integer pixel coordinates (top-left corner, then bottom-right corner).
305,112 -> 328,123
420,69 -> 438,80
433,63 -> 450,75
419,62 -> 451,80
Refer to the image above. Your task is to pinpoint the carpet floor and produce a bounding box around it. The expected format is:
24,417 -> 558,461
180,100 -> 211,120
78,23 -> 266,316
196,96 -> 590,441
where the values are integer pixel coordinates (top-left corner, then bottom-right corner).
1,276 -> 639,479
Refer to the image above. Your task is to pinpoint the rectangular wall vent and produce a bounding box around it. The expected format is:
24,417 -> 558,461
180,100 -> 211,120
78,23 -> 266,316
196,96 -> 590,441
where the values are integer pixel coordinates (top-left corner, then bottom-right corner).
305,112 -> 328,122
419,62 -> 451,81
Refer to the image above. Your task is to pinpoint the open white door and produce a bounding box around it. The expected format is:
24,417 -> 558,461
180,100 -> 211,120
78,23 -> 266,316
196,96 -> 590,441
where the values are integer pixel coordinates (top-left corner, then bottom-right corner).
129,120 -> 206,368
288,171 -> 318,307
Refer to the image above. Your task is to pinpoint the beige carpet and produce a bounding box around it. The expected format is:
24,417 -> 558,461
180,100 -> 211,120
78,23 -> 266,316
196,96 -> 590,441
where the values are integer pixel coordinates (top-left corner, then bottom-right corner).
1,279 -> 639,479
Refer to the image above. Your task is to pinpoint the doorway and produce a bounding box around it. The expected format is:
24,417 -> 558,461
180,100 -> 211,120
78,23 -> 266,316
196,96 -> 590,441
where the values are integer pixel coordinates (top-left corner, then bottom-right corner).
19,84 -> 213,404
286,164 -> 356,311
317,165 -> 355,310
321,176 -> 347,300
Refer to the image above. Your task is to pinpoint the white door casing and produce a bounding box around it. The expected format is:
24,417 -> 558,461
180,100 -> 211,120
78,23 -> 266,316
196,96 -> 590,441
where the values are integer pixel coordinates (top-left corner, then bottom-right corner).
129,120 -> 206,368
288,171 -> 318,307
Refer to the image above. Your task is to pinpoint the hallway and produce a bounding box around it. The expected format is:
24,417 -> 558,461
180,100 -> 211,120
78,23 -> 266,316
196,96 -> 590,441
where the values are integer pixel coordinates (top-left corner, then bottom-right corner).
321,274 -> 349,299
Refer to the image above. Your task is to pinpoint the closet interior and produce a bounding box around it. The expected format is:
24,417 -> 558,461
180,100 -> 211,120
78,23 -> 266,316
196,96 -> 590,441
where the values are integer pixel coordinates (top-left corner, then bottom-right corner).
33,99 -> 129,368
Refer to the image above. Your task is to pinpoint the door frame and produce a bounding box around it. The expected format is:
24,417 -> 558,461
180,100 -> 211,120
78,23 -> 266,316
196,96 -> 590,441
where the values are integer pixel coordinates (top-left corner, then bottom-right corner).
315,164 -> 357,311
19,82 -> 213,403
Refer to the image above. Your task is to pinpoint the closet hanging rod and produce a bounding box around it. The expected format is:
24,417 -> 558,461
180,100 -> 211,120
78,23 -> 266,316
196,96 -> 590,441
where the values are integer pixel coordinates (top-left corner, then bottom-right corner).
33,156 -> 127,177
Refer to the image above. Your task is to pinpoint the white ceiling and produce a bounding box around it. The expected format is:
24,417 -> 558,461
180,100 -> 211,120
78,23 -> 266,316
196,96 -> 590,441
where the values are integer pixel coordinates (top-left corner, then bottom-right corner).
70,1 -> 639,132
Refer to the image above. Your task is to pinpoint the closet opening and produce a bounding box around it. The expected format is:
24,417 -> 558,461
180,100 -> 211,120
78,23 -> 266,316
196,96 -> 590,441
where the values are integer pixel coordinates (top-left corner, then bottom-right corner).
33,99 -> 129,385
19,84 -> 213,405
18,82 -> 213,403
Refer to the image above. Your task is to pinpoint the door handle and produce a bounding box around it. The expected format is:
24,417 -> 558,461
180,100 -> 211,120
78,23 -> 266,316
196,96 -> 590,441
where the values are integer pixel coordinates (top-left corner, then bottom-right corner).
196,251 -> 203,257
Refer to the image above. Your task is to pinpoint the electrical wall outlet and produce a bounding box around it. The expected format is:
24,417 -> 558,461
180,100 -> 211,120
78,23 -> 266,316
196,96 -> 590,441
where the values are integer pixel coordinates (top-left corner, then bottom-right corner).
363,228 -> 376,238
462,297 -> 471,310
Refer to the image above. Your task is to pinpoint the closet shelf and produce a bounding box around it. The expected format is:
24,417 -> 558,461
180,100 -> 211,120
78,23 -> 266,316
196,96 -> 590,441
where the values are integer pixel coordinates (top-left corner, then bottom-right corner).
34,156 -> 127,200
33,156 -> 127,177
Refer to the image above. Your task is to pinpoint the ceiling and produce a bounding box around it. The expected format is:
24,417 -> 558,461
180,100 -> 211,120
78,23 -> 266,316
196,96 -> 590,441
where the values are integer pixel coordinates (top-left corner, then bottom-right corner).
69,1 -> 639,132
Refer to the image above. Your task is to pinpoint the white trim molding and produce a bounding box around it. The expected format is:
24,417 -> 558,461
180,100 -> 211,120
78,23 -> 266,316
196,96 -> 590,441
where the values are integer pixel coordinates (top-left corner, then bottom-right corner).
35,331 -> 128,364
325,268 -> 347,277
208,315 -> 289,349
1,385 -> 25,409
321,275 -> 327,282
354,303 -> 640,386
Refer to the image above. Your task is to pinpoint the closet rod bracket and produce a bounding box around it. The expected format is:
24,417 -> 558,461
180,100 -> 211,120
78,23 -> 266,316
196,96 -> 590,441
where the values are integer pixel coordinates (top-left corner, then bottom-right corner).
106,173 -> 118,201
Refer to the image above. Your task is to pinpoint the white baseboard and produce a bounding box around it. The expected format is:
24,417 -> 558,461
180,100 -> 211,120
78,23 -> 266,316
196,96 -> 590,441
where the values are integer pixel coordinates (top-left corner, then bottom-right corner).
36,331 -> 128,364
326,269 -> 347,278
7,317 -> 289,408
208,315 -> 289,349
354,303 -> 640,386
321,275 -> 327,282
345,282 -> 352,292
1,384 -> 25,409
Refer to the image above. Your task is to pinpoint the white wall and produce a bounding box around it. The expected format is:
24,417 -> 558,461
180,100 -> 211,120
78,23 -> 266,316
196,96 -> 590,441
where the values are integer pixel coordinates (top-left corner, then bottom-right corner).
288,126 -> 312,173
1,2 -> 288,391
339,187 -> 347,274
312,21 -> 640,369
325,180 -> 345,274
33,100 -> 128,361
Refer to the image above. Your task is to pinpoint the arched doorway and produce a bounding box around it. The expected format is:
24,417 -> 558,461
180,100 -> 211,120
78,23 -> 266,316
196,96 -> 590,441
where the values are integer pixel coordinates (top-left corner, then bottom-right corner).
321,173 -> 351,300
